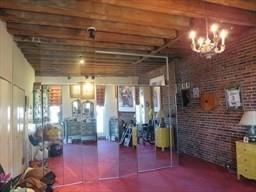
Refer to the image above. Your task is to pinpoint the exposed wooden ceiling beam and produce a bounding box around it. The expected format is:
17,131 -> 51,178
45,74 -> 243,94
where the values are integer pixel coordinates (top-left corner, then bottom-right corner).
0,9 -> 177,39
7,23 -> 166,46
14,36 -> 154,51
95,0 -> 256,26
202,0 -> 256,11
27,57 -> 162,64
32,63 -> 158,69
34,66 -> 159,76
35,71 -> 149,77
0,0 -> 190,30
21,50 -> 166,62
17,44 -> 152,55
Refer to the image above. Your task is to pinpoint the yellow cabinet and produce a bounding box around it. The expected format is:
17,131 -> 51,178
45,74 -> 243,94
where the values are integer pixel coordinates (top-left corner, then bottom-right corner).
236,141 -> 256,181
155,128 -> 170,151
132,127 -> 137,147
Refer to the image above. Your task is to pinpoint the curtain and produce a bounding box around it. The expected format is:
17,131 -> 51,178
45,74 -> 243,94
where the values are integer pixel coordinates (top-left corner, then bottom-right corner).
96,85 -> 105,106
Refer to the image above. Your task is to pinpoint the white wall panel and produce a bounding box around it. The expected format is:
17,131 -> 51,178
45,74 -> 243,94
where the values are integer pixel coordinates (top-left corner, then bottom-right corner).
13,43 -> 35,102
0,21 -> 13,81
0,79 -> 12,173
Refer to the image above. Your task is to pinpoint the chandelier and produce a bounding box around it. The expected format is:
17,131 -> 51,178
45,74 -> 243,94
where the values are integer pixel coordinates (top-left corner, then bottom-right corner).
189,18 -> 228,59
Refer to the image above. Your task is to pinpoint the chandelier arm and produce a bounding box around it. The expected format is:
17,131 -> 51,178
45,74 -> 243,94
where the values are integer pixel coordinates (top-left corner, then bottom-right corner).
214,45 -> 225,53
191,43 -> 201,53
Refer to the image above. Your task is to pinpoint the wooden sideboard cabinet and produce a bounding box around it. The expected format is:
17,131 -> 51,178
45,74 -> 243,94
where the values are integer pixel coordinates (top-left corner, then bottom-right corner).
236,141 -> 256,181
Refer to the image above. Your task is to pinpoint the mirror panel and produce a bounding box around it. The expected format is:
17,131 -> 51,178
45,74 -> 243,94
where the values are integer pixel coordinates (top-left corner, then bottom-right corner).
118,85 -> 138,176
154,86 -> 171,169
97,85 -> 119,179
137,86 -> 156,171
81,105 -> 98,182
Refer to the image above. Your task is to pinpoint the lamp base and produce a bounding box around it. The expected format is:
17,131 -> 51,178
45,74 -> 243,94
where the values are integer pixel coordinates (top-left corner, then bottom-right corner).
248,126 -> 256,142
249,136 -> 256,142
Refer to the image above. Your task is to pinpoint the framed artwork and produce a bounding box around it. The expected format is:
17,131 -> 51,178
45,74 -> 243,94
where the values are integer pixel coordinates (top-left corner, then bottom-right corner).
149,75 -> 165,86
225,85 -> 243,109
150,75 -> 164,112
118,86 -> 136,112
181,89 -> 190,107
153,87 -> 161,112
192,87 -> 200,98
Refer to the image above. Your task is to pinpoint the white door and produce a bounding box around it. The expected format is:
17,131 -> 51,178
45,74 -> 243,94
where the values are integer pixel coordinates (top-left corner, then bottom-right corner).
0,79 -> 12,174
12,85 -> 25,176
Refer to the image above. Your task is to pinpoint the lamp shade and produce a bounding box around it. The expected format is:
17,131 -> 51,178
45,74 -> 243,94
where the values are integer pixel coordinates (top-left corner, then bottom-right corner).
156,108 -> 165,119
239,111 -> 256,126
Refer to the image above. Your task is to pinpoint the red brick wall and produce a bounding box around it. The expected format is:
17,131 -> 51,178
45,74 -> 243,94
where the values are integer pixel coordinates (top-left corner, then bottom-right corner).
176,29 -> 256,168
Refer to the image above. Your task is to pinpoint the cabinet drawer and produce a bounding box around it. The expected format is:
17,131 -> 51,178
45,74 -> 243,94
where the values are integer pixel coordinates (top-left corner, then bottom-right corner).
236,144 -> 249,155
238,166 -> 256,180
237,156 -> 251,166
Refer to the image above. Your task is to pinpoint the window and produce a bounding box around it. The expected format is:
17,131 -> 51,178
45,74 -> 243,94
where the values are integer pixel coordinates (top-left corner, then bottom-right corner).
96,105 -> 104,133
49,105 -> 60,123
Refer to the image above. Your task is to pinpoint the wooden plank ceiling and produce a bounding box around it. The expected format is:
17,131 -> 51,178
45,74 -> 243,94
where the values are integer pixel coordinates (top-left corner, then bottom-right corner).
0,0 -> 255,76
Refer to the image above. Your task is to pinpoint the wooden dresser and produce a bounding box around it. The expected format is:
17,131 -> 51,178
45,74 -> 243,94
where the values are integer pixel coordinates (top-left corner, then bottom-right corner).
236,141 -> 256,181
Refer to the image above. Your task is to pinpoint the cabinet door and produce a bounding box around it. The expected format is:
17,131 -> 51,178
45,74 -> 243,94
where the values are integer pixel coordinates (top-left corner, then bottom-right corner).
12,86 -> 25,176
0,79 -> 12,173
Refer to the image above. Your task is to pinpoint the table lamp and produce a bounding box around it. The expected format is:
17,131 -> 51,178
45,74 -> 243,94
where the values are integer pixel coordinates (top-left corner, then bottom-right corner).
157,108 -> 166,127
239,111 -> 256,142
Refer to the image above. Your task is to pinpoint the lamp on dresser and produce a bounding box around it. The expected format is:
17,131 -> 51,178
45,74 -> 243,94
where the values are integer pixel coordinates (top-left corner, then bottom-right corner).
236,111 -> 256,181
239,111 -> 256,142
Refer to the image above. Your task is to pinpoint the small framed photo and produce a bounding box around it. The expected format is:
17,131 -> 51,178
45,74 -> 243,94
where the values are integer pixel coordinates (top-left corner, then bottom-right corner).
192,87 -> 200,99
181,83 -> 186,90
153,86 -> 161,112
225,85 -> 243,110
185,82 -> 190,89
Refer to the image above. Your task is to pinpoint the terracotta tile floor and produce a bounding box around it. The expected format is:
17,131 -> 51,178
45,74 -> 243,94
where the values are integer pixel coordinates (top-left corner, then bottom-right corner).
53,154 -> 256,192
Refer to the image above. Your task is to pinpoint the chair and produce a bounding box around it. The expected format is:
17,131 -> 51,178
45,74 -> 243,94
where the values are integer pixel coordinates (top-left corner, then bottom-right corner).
142,121 -> 155,145
28,135 -> 48,161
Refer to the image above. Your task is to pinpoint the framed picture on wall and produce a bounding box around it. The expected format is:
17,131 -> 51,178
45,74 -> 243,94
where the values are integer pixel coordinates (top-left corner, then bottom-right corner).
118,86 -> 136,112
150,75 -> 165,112
149,75 -> 165,86
225,84 -> 243,110
153,87 -> 161,112
181,89 -> 190,107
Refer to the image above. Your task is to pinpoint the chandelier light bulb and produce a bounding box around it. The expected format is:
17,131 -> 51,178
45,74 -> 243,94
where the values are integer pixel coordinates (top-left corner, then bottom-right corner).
205,38 -> 211,45
198,37 -> 204,46
189,30 -> 196,40
79,58 -> 85,65
220,29 -> 228,38
220,29 -> 228,45
210,24 -> 219,33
